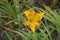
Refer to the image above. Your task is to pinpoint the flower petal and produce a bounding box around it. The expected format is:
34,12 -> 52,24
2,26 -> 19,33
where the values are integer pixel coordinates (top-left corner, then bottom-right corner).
29,23 -> 36,32
24,20 -> 30,26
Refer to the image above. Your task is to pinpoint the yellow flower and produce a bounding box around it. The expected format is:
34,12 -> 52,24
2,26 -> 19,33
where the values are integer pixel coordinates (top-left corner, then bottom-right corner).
23,9 -> 44,32
14,22 -> 18,25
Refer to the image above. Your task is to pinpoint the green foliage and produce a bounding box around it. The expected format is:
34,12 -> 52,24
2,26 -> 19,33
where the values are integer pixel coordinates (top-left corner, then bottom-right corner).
0,0 -> 60,40
50,0 -> 59,8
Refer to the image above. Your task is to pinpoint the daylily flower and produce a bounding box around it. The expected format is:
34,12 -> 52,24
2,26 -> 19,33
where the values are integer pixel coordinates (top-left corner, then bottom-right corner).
23,9 -> 44,32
